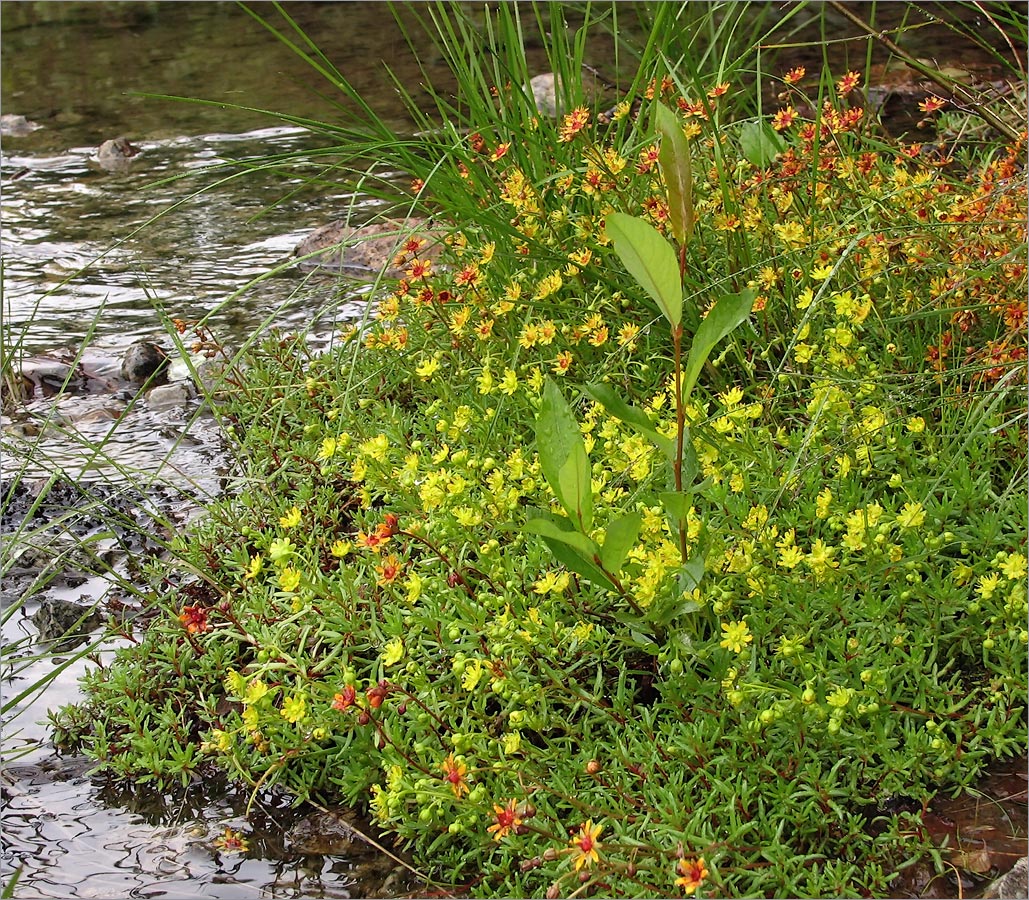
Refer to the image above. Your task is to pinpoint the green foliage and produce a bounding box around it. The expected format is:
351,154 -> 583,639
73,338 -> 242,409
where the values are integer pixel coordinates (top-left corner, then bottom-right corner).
52,2 -> 1028,898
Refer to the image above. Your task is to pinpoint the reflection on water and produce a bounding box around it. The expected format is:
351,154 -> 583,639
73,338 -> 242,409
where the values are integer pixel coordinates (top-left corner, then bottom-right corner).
1,4 -> 435,898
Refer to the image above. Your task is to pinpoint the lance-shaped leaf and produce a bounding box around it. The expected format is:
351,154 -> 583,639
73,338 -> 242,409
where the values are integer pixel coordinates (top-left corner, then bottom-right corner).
739,120 -> 785,169
599,512 -> 642,575
536,379 -> 593,532
655,102 -> 695,246
586,382 -> 676,462
605,212 -> 683,329
681,288 -> 756,404
523,515 -> 600,557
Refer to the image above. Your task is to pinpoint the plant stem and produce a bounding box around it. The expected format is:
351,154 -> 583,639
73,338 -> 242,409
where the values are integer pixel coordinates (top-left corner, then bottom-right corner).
672,323 -> 688,563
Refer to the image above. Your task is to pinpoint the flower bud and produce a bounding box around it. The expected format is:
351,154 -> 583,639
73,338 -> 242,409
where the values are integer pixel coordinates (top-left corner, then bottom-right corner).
546,886 -> 561,900
586,759 -> 602,775
543,847 -> 559,862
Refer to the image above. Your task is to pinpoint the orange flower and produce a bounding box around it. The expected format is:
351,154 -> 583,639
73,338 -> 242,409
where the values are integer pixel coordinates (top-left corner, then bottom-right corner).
568,820 -> 603,871
214,826 -> 249,854
407,258 -> 433,279
783,66 -> 806,85
332,684 -> 357,711
836,70 -> 862,96
179,605 -> 209,634
375,554 -> 403,586
552,351 -> 573,375
440,754 -> 470,798
356,530 -> 389,553
707,81 -> 730,99
490,143 -> 510,162
558,106 -> 591,142
771,106 -> 797,131
918,95 -> 947,114
674,856 -> 709,893
486,799 -> 523,841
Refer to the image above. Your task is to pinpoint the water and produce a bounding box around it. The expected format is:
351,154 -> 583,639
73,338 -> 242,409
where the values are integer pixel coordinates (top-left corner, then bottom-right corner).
1,3 -> 1024,897
1,4 -> 449,896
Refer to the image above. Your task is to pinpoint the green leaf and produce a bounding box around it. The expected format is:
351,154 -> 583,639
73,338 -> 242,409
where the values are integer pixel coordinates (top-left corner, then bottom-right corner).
557,443 -> 593,533
679,547 -> 707,593
536,379 -> 592,529
605,212 -> 682,329
681,288 -> 756,404
542,537 -> 616,591
654,102 -> 695,246
599,513 -> 642,575
739,120 -> 786,169
586,382 -> 676,461
659,490 -> 690,525
523,516 -> 600,557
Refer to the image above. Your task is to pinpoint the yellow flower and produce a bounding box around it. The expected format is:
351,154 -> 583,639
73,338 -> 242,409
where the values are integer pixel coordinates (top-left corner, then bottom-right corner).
499,368 -> 519,395
416,355 -> 441,379
244,554 -> 263,579
1001,553 -> 1027,581
331,540 -> 352,558
279,506 -> 302,528
568,820 -> 603,871
462,659 -> 485,691
382,637 -> 405,667
977,573 -> 1001,599
243,678 -> 269,706
816,488 -> 833,518
318,436 -> 338,460
896,501 -> 926,529
278,566 -> 301,592
719,619 -> 753,653
280,693 -> 307,724
906,417 -> 926,433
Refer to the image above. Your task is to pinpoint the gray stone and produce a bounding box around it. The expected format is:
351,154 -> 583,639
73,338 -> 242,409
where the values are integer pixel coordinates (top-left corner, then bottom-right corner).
31,596 -> 103,647
121,340 -> 169,385
0,114 -> 42,137
96,136 -> 141,171
981,857 -> 1029,899
293,217 -> 444,277
285,807 -> 372,857
147,382 -> 195,411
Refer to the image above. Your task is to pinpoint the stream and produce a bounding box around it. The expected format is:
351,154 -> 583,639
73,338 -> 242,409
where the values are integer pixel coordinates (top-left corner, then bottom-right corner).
1,3 -> 1025,898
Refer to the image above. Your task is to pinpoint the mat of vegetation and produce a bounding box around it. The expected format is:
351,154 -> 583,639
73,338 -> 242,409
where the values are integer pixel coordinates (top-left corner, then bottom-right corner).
53,4 -> 1027,897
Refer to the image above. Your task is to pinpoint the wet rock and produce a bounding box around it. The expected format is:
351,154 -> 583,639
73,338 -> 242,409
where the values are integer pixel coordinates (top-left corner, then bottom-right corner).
96,136 -> 141,171
981,857 -> 1029,899
529,70 -> 610,117
0,113 -> 42,136
285,807 -> 372,857
31,596 -> 103,647
121,340 -> 169,386
147,382 -> 196,411
293,217 -> 444,277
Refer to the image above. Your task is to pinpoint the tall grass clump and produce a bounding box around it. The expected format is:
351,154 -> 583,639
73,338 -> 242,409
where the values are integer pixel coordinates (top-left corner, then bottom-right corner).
52,3 -> 1026,897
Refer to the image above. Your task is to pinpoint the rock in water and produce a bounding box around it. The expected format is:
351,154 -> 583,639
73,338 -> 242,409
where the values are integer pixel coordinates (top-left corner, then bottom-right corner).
121,340 -> 169,385
96,137 -> 141,171
982,857 -> 1029,899
293,217 -> 443,277
1,114 -> 42,137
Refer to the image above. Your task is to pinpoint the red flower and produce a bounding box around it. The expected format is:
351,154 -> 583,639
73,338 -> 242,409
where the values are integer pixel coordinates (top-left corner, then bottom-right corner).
674,857 -> 709,893
179,605 -> 209,634
440,754 -> 470,797
332,684 -> 357,711
836,70 -> 862,96
487,799 -> 523,841
783,66 -> 806,85
367,681 -> 390,709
